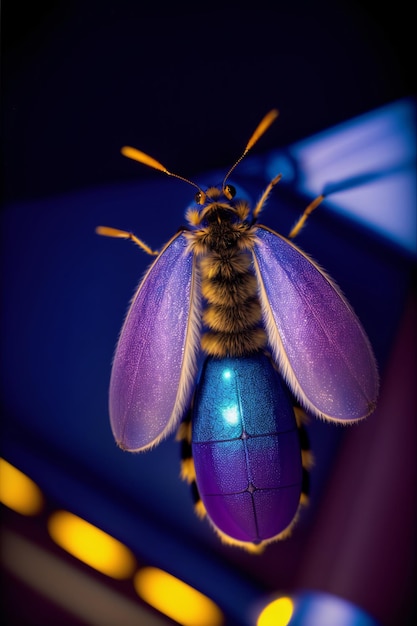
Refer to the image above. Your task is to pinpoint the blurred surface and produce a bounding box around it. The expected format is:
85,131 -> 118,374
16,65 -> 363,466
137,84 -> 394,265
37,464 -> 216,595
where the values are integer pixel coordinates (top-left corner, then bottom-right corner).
1,2 -> 416,626
1,0 -> 414,205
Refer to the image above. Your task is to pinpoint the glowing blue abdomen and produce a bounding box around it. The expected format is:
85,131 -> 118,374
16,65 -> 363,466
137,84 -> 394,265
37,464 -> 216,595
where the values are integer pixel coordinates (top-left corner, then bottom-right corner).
192,353 -> 302,544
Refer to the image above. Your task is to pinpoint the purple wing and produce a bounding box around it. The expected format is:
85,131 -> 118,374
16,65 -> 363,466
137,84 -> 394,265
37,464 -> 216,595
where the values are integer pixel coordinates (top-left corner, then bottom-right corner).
252,226 -> 379,422
109,232 -> 201,451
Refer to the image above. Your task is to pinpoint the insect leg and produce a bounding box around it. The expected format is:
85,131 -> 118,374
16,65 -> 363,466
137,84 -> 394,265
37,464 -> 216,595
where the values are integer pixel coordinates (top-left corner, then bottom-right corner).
288,194 -> 326,240
252,173 -> 283,221
95,226 -> 159,256
177,409 -> 206,520
293,405 -> 313,506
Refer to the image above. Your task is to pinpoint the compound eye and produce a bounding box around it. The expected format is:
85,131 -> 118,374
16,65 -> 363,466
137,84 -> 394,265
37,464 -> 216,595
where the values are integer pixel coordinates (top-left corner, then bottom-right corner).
194,191 -> 206,205
223,184 -> 236,200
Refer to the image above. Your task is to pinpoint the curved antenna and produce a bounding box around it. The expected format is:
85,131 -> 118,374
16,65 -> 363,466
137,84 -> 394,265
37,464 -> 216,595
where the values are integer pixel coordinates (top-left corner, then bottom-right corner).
121,146 -> 206,202
222,109 -> 279,194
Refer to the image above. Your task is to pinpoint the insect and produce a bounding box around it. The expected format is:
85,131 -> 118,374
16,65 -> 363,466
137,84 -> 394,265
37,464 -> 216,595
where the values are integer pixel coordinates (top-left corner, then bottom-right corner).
97,110 -> 379,551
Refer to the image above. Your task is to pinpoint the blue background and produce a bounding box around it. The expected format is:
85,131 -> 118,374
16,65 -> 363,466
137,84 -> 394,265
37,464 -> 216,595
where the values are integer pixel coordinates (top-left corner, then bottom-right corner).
1,2 -> 416,625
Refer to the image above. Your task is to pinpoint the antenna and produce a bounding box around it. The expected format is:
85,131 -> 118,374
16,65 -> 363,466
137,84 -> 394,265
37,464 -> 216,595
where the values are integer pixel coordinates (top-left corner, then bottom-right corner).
222,109 -> 279,195
121,146 -> 206,203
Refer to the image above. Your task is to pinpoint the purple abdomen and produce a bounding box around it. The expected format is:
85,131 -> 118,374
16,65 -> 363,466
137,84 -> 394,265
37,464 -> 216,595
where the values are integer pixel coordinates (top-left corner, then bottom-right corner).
192,354 -> 302,544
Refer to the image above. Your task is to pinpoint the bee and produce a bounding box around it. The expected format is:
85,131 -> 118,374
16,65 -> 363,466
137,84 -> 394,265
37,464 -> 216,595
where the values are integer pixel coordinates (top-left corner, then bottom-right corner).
97,110 -> 378,551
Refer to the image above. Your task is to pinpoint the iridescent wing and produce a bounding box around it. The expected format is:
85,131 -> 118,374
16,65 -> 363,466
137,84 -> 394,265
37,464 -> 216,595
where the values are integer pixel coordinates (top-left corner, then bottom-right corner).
109,232 -> 201,451
252,226 -> 379,422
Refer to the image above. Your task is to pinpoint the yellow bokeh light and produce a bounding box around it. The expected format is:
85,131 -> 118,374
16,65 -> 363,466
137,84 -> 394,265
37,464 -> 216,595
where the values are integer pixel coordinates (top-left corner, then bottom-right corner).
48,510 -> 136,579
257,596 -> 294,626
0,458 -> 44,515
134,567 -> 223,626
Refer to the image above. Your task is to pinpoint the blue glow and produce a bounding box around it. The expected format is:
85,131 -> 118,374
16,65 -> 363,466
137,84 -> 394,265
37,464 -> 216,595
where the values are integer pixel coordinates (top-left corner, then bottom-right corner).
267,99 -> 416,256
222,369 -> 233,381
287,591 -> 380,626
221,405 -> 239,425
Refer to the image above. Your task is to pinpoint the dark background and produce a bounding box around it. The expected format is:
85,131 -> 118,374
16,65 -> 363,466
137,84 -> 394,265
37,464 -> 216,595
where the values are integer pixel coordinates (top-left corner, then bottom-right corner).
1,0 -> 414,206
1,2 -> 416,626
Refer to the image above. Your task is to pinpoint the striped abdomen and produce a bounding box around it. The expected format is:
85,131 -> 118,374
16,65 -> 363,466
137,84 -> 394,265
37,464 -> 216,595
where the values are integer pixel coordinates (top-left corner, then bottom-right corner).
199,248 -> 266,357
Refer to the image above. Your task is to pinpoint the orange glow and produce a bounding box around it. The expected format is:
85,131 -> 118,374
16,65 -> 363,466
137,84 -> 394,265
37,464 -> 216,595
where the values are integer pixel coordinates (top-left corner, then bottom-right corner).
0,458 -> 44,515
134,566 -> 223,626
257,596 -> 294,626
48,510 -> 136,579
